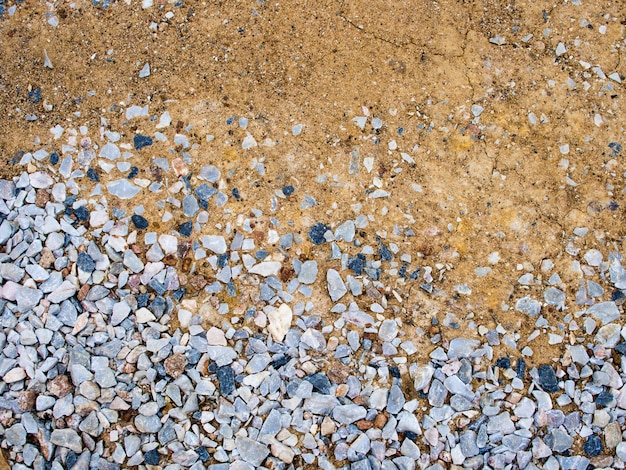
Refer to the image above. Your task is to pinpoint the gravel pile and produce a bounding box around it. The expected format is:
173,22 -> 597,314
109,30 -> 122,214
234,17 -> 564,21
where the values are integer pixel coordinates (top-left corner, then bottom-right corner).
1,109 -> 625,470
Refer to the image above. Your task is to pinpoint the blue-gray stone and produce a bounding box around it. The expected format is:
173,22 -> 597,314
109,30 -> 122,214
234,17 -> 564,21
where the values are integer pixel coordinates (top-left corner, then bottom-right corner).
516,296 -> 541,315
131,215 -> 149,229
199,165 -> 221,183
107,179 -> 141,199
195,184 -> 217,202
308,222 -> 330,245
183,195 -> 199,217
133,134 -> 153,150
386,385 -> 405,415
544,287 -> 566,310
538,365 -> 559,393
216,365 -> 235,395
333,404 -> 366,424
583,434 -> 603,457
305,373 -> 331,394
587,301 -> 620,324
76,252 -> 96,273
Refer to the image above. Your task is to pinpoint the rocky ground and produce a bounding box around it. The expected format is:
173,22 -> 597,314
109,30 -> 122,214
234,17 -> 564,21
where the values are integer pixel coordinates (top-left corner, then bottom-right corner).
0,1 -> 625,469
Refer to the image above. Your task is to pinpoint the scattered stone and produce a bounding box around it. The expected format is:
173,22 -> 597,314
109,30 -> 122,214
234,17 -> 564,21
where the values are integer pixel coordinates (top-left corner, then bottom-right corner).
308,222 -> 330,245
131,214 -> 149,229
164,353 -> 187,379
537,365 -> 559,393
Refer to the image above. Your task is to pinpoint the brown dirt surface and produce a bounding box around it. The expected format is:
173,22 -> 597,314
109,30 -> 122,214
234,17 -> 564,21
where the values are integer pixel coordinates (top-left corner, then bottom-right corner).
0,0 -> 624,367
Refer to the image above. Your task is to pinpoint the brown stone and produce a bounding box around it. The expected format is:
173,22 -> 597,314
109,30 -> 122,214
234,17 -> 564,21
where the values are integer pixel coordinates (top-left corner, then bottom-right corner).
189,274 -> 207,291
374,413 -> 388,428
327,361 -> 351,384
77,284 -> 90,301
48,375 -> 72,398
37,428 -> 54,461
39,248 -> 55,269
279,266 -> 295,282
163,254 -> 178,266
352,395 -> 367,406
355,419 -> 373,430
164,353 -> 187,379
17,391 -> 36,411
0,410 -> 14,427
172,157 -> 189,176
35,189 -> 49,208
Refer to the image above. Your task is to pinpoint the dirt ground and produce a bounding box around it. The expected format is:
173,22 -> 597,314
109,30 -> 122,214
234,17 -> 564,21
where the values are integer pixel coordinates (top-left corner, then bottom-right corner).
0,0 -> 625,369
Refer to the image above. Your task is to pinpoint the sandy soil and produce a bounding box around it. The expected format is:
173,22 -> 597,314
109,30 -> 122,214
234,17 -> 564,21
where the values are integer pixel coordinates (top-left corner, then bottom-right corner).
0,0 -> 624,378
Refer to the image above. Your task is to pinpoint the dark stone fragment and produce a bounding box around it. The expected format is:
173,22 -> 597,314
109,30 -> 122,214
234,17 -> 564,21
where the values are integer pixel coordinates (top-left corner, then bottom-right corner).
86,168 -> 99,182
136,293 -> 150,308
596,390 -> 614,407
615,342 -> 626,355
496,357 -> 511,369
282,185 -> 294,196
216,365 -> 235,395
49,152 -> 59,165
76,252 -> 96,273
66,451 -> 77,469
149,279 -> 167,295
154,362 -> 166,379
348,257 -> 363,275
377,239 -> 393,261
158,420 -> 176,445
28,87 -> 41,103
537,364 -> 559,392
226,281 -> 236,297
468,415 -> 488,432
404,431 -> 417,441
127,166 -> 139,179
133,134 -> 153,150
255,250 -> 269,260
272,355 -> 290,370
198,198 -> 208,210
131,215 -> 149,230
608,141 -> 622,157
207,362 -> 217,373
516,358 -> 526,379
409,269 -> 421,280
181,173 -> 191,191
232,188 -> 241,200
612,290 -> 626,304
149,297 -> 166,317
144,449 -> 161,465
398,263 -> 407,279
583,434 -> 603,457
305,373 -> 331,394
172,287 -> 186,302
389,366 -> 401,379
217,253 -> 229,267
186,348 -> 201,365
74,206 -> 89,221
196,446 -> 210,462
308,222 -> 330,245
178,221 -> 192,237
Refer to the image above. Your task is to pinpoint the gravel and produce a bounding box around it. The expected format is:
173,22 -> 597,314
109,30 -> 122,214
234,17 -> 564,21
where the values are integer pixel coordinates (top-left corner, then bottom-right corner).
1,97 -> 626,470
